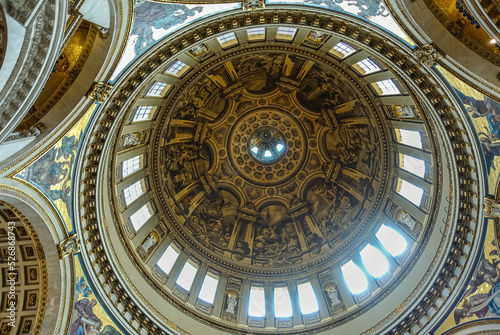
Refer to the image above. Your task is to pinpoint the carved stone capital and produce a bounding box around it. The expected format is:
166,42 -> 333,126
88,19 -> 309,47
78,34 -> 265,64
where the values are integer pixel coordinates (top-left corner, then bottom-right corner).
484,197 -> 500,218
58,234 -> 80,258
414,44 -> 442,67
87,82 -> 113,103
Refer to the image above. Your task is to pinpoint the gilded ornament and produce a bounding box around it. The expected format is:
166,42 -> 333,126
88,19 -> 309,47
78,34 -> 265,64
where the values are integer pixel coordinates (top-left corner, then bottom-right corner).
484,197 -> 500,218
58,234 -> 80,258
87,82 -> 113,103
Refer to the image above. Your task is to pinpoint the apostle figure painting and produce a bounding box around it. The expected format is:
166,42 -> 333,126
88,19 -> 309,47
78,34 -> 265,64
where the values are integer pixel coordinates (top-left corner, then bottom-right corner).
69,256 -> 122,335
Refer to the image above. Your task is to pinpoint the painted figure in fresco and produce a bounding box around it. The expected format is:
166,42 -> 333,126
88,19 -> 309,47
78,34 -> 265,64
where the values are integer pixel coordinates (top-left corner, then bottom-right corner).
454,90 -> 500,137
252,207 -> 301,262
57,135 -> 79,160
302,0 -> 389,19
76,320 -> 101,335
75,276 -> 93,298
454,89 -> 500,172
132,2 -> 203,55
477,126 -> 500,173
186,191 -> 237,250
454,282 -> 500,324
21,132 -> 81,214
463,254 -> 500,298
70,299 -> 100,335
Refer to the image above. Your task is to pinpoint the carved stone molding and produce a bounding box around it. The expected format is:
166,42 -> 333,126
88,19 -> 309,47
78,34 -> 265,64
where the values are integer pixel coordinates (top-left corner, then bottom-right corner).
0,0 -> 66,145
0,3 -> 7,70
7,0 -> 47,27
420,0 -> 500,67
5,125 -> 42,142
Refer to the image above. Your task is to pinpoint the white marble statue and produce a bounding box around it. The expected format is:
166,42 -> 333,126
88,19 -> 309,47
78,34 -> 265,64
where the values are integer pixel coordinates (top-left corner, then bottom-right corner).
327,287 -> 341,307
141,233 -> 157,253
226,295 -> 237,314
398,211 -> 416,231
123,133 -> 140,147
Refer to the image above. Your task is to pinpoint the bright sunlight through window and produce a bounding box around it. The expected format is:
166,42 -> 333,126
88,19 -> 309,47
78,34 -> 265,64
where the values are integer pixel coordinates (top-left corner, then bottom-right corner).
360,244 -> 390,278
198,273 -> 219,304
401,155 -> 425,178
274,286 -> 293,318
157,245 -> 179,275
248,286 -> 266,317
398,179 -> 424,206
297,282 -> 319,314
341,261 -> 368,295
376,224 -> 408,257
176,261 -> 198,291
398,129 -> 423,149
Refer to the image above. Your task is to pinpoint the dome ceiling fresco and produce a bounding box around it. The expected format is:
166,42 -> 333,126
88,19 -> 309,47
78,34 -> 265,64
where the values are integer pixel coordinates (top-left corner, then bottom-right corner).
70,3 -> 486,335
3,0 -> 500,335
156,52 -> 388,271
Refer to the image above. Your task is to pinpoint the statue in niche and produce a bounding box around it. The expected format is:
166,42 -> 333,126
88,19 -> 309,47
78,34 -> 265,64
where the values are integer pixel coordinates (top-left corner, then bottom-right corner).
396,209 -> 416,232
308,30 -> 326,42
325,284 -> 342,307
141,231 -> 159,254
396,105 -> 416,118
123,133 -> 140,147
226,293 -> 238,314
191,44 -> 207,56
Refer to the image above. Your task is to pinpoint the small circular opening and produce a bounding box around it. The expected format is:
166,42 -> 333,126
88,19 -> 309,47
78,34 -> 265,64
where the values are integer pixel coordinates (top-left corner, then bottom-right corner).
249,127 -> 287,163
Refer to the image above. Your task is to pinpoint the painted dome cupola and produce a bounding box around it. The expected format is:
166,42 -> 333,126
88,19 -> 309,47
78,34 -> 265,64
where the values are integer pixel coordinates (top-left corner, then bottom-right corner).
74,4 -> 484,335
